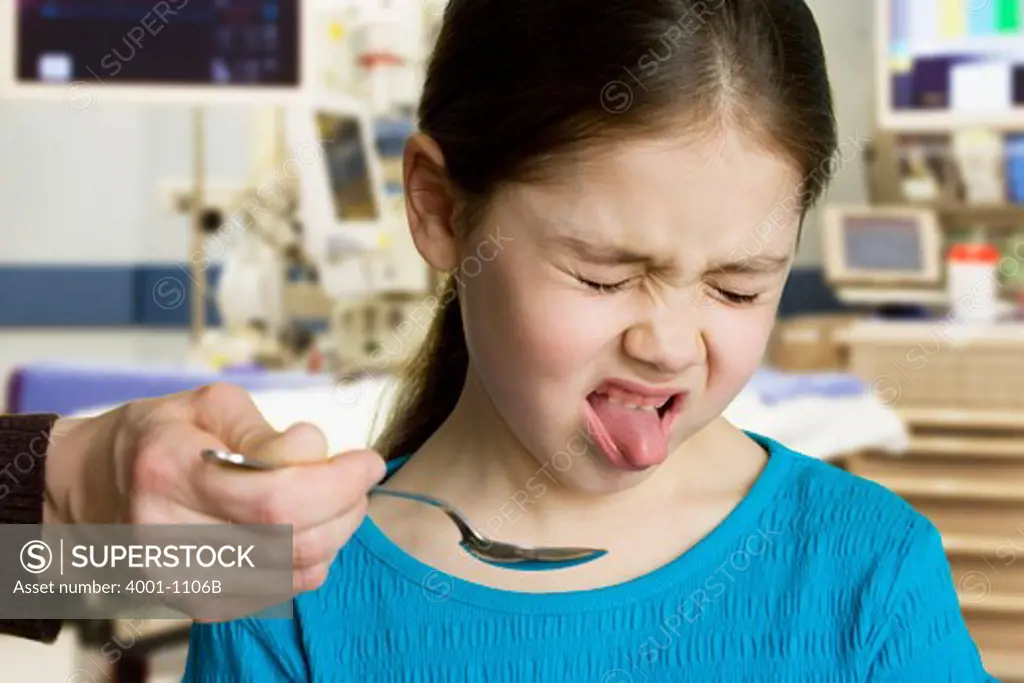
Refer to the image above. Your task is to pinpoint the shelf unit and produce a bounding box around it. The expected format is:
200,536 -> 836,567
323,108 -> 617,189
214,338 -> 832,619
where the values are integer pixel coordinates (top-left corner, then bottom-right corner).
842,320 -> 1024,679
875,0 -> 1024,133
861,4 -> 1024,672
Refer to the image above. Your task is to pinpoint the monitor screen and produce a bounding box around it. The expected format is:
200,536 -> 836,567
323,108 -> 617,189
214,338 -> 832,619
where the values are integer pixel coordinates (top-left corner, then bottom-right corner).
886,0 -> 1024,116
317,112 -> 380,222
842,216 -> 925,272
14,0 -> 300,87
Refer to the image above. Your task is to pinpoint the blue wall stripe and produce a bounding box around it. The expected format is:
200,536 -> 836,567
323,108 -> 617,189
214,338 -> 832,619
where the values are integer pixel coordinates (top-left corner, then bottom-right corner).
0,264 -> 844,327
0,264 -> 223,327
134,264 -> 224,328
0,266 -> 136,326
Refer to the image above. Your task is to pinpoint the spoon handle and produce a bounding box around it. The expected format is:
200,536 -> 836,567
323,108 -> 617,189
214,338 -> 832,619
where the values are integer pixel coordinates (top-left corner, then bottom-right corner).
202,449 -> 454,515
201,449 -> 276,470
368,487 -> 449,511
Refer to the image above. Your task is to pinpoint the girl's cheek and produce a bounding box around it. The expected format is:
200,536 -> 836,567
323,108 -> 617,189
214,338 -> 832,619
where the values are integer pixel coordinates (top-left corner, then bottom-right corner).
517,292 -> 623,377
706,306 -> 776,388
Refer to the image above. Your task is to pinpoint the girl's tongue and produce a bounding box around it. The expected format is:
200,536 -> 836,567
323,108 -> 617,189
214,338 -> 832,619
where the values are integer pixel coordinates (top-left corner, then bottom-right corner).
585,392 -> 669,471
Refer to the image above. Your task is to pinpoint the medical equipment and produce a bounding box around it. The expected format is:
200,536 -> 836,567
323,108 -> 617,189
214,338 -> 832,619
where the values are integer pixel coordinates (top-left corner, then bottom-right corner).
202,448 -> 609,571
822,204 -> 945,307
0,0 -> 311,104
287,94 -> 391,262
185,97 -> 429,372
876,0 -> 1024,131
2,0 -> 434,374
332,292 -> 433,373
304,0 -> 432,115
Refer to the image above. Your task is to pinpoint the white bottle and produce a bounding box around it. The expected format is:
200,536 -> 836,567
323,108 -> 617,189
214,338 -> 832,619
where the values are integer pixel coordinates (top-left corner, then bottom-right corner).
947,243 -> 1001,323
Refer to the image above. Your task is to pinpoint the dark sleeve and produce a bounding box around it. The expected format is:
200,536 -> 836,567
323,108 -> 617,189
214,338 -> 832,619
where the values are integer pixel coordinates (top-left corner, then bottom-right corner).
0,413 -> 63,643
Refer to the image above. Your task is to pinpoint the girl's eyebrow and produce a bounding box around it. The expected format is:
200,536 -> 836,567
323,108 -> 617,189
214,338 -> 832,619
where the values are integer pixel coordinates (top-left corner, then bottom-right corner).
708,253 -> 792,275
548,234 -> 668,268
548,232 -> 791,274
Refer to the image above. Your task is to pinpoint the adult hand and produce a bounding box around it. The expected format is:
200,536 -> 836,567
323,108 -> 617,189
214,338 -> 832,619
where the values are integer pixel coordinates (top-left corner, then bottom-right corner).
43,382 -> 387,597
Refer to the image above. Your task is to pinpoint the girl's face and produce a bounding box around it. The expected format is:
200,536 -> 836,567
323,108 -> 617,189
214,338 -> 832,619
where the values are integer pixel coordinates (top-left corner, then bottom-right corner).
449,129 -> 804,492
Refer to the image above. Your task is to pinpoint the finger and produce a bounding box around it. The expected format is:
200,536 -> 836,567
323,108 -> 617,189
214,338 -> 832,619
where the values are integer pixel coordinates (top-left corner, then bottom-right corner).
192,447 -> 386,530
131,421 -> 230,513
190,382 -> 332,466
252,421 -> 330,467
131,421 -> 373,526
189,383 -> 298,460
129,497 -> 294,609
293,560 -> 332,596
135,495 -> 354,602
291,498 -> 369,570
145,491 -> 367,574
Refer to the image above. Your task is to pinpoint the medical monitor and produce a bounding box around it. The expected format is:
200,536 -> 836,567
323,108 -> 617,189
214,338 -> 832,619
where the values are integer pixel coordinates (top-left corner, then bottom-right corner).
1,0 -> 305,104
823,205 -> 943,287
286,93 -> 389,294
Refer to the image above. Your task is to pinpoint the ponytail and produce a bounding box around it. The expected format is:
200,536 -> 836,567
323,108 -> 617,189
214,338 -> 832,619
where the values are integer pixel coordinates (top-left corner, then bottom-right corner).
373,277 -> 468,461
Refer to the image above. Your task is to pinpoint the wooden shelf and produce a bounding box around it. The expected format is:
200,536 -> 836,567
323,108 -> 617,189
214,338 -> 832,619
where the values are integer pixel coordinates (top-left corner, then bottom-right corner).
898,408 -> 1024,431
904,435 -> 1024,460
889,201 -> 1024,226
933,203 -> 1024,225
874,475 -> 1024,503
944,534 -> 1009,556
959,592 -> 1024,615
984,649 -> 1024,681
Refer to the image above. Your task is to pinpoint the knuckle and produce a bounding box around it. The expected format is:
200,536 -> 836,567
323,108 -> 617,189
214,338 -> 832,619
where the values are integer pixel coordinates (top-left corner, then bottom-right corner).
196,381 -> 249,408
346,495 -> 370,525
255,489 -> 294,526
351,495 -> 369,519
335,451 -> 385,489
293,527 -> 328,568
128,494 -> 154,525
131,436 -> 175,494
295,563 -> 329,593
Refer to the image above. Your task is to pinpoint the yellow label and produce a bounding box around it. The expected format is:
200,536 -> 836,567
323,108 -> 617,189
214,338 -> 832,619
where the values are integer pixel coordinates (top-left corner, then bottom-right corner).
939,0 -> 965,37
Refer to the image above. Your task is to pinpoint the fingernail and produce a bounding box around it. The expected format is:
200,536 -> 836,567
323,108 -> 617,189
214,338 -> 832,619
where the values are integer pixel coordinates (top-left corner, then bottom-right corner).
369,455 -> 388,483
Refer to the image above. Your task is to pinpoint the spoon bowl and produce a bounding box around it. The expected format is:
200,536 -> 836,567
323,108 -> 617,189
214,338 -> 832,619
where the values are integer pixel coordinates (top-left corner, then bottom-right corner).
201,449 -> 607,571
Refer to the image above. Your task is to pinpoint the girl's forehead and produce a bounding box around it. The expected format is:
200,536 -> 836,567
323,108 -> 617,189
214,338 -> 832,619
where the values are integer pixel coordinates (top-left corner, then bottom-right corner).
502,132 -> 804,255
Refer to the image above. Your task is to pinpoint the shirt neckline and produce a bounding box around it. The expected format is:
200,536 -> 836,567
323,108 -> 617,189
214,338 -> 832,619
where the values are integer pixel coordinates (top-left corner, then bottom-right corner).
352,431 -> 795,615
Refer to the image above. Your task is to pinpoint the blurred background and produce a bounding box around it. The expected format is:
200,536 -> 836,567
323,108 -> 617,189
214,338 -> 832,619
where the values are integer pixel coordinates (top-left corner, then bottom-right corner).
3,0 -> 1024,680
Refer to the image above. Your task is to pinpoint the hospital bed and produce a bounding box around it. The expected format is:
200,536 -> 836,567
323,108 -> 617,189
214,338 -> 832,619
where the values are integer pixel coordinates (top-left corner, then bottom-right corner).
4,363 -> 334,415
55,367 -> 908,460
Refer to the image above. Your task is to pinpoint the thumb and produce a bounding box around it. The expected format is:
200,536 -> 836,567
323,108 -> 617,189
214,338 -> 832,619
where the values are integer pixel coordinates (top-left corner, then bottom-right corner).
252,421 -> 329,466
191,383 -> 326,464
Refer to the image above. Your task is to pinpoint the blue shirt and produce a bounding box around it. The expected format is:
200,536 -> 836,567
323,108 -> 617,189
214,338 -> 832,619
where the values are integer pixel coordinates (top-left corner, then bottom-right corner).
183,433 -> 995,682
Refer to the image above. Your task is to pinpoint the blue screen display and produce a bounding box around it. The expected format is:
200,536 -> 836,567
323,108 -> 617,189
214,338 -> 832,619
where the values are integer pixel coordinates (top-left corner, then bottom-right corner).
16,0 -> 300,86
843,217 -> 924,272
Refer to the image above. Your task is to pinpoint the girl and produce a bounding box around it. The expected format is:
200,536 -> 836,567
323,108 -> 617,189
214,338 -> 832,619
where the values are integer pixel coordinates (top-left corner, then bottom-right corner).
185,0 -> 993,680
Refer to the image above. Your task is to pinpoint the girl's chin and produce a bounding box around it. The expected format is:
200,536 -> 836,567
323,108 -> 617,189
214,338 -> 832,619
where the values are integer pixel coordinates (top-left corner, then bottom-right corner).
539,448 -> 658,493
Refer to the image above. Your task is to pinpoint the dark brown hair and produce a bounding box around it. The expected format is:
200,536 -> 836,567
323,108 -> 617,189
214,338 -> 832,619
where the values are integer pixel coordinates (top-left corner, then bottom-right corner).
375,0 -> 838,460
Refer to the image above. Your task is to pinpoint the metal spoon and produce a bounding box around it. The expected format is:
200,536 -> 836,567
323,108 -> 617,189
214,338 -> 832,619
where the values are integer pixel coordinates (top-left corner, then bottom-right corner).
201,449 -> 607,571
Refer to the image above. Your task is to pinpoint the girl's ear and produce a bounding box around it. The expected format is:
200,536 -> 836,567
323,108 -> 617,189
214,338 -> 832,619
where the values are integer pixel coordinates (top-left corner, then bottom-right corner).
402,133 -> 459,272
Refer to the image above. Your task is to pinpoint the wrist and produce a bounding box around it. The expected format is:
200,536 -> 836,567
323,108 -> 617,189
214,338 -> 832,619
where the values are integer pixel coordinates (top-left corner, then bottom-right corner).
44,412 -> 122,525
43,417 -> 87,525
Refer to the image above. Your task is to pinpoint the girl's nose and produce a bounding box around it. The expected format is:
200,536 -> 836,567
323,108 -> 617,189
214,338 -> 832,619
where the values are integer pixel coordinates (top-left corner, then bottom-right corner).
622,306 -> 707,376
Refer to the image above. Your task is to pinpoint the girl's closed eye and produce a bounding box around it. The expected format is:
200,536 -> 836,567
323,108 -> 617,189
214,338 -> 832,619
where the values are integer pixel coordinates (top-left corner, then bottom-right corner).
575,274 -> 636,294
576,273 -> 761,304
708,285 -> 760,305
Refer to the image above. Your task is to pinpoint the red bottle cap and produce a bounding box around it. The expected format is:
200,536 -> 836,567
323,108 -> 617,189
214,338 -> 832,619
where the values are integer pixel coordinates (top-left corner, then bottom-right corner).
947,243 -> 1001,263
358,52 -> 404,68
